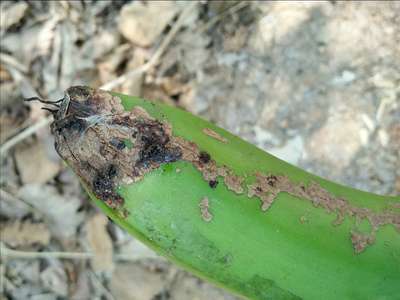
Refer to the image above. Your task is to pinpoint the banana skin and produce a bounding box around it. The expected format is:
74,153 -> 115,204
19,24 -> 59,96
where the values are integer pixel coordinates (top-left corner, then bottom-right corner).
48,86 -> 400,300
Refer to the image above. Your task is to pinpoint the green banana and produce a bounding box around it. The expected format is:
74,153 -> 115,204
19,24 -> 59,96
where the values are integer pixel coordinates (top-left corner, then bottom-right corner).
49,86 -> 400,300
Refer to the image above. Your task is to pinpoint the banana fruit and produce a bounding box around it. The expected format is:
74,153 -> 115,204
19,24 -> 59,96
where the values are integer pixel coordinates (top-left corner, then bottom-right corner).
49,86 -> 400,300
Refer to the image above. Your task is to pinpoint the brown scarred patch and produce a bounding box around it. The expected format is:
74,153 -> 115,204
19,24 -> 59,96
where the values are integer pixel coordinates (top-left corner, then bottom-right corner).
199,151 -> 211,164
199,197 -> 213,222
224,172 -> 244,194
173,138 -> 244,193
247,173 -> 280,211
247,172 -> 400,252
260,192 -> 277,211
391,202 -> 400,209
50,86 -> 399,253
351,231 -> 376,254
203,128 -> 228,143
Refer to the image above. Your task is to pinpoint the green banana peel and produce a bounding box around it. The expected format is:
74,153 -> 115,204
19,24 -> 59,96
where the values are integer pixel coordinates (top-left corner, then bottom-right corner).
49,86 -> 400,300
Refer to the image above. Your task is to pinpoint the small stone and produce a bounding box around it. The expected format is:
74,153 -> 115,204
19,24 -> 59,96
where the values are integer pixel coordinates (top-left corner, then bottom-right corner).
0,2 -> 28,32
110,263 -> 165,300
118,1 -> 179,47
306,115 -> 362,170
332,70 -> 356,85
378,129 -> 389,147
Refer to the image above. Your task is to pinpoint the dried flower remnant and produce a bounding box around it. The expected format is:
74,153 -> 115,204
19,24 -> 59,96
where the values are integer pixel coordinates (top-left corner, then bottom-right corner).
47,86 -> 244,212
48,86 -> 182,212
199,197 -> 213,222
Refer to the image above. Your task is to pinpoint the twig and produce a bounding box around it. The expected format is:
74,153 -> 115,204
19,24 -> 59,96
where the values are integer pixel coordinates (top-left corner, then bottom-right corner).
0,117 -> 52,156
198,1 -> 250,33
0,243 -> 160,262
0,261 -> 5,296
0,2 -> 198,155
1,246 -> 92,260
0,189 -> 45,217
0,62 -> 45,156
0,52 -> 29,74
89,271 -> 116,300
100,1 -> 197,90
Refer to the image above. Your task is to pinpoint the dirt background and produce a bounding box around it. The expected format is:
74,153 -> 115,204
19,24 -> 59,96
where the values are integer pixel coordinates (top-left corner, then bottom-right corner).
0,1 -> 399,300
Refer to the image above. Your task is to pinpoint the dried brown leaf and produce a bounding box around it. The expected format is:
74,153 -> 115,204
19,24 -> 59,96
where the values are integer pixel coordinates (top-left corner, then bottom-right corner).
120,48 -> 147,96
0,220 -> 50,247
0,101 -> 29,143
40,260 -> 68,297
18,184 -> 84,239
0,2 -> 28,32
170,273 -> 239,300
118,1 -> 180,47
97,44 -> 131,83
14,140 -> 60,184
0,64 -> 12,82
0,189 -> 31,218
110,263 -> 165,300
36,16 -> 60,57
85,214 -> 114,273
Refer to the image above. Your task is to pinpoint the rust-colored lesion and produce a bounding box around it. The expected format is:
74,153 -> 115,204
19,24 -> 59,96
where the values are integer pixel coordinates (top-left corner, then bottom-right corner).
50,86 -> 399,253
351,231 -> 376,254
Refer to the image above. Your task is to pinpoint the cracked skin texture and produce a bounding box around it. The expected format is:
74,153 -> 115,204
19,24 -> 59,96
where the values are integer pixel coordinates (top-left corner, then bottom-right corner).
54,87 -> 399,300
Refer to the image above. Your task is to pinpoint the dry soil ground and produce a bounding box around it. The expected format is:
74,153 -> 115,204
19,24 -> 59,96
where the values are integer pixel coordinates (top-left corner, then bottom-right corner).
0,1 -> 399,300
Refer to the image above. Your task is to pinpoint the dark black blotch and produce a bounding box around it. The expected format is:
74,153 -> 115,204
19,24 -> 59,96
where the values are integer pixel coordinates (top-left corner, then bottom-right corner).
266,175 -> 278,187
152,291 -> 171,300
218,253 -> 233,266
54,115 -> 86,134
136,120 -> 182,168
209,180 -> 218,189
67,100 -> 96,118
199,151 -> 211,164
110,138 -> 126,150
92,164 -> 123,206
66,86 -> 91,101
64,86 -> 96,118
107,164 -> 117,178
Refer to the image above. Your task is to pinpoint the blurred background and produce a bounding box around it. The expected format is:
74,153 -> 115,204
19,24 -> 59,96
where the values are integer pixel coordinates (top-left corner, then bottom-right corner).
0,1 -> 399,299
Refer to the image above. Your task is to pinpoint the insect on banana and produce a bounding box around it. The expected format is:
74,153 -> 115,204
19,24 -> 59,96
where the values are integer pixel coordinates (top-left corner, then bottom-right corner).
35,86 -> 399,300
